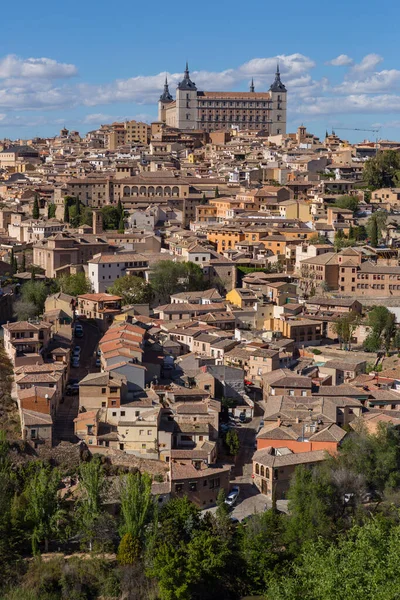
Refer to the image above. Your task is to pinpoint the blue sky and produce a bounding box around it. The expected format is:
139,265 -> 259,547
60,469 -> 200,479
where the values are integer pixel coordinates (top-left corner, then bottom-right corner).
0,0 -> 399,142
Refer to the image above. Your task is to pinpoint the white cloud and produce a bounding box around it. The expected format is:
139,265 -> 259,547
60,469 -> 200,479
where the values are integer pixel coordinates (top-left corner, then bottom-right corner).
326,54 -> 353,67
293,93 -> 400,116
83,112 -> 154,125
1,51 -> 400,133
350,53 -> 383,75
0,55 -> 77,79
334,69 -> 400,94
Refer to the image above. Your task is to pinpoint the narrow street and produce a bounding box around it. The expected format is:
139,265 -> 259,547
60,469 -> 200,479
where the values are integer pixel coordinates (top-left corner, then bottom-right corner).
53,320 -> 101,444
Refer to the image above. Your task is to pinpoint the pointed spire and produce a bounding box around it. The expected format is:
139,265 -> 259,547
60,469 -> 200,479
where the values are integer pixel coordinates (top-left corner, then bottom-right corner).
159,73 -> 173,103
178,62 -> 197,91
250,78 -> 255,93
270,61 -> 287,93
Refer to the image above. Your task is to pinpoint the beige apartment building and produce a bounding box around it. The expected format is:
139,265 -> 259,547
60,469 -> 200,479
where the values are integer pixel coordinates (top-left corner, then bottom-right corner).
33,232 -> 111,277
2,320 -> 52,366
124,120 -> 150,145
158,64 -> 287,134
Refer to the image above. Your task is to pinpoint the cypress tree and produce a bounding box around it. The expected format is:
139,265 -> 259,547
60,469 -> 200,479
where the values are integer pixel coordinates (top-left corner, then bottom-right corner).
21,251 -> 26,272
75,196 -> 80,216
214,186 -> 220,198
117,198 -> 123,217
32,195 -> 40,219
10,248 -> 16,274
63,200 -> 70,223
370,217 -> 379,248
348,224 -> 354,240
118,212 -> 125,233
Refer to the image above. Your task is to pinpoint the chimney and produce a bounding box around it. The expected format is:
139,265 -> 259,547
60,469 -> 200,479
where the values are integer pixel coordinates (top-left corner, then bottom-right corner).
277,416 -> 281,427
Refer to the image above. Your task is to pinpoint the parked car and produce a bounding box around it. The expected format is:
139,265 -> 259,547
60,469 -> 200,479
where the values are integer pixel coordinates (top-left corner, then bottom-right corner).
71,358 -> 80,368
95,358 -> 101,368
72,346 -> 81,358
225,486 -> 240,507
66,383 -> 79,396
257,420 -> 264,433
96,348 -> 101,357
74,324 -> 83,338
239,412 -> 248,423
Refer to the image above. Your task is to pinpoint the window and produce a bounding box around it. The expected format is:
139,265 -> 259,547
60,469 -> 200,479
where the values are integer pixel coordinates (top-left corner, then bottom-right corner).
255,463 -> 260,474
101,402 -> 106,407
147,430 -> 152,435
121,411 -> 125,416
101,388 -> 106,394
142,443 -> 146,449
189,482 -> 197,491
112,411 -> 117,417
175,483 -> 183,493
139,430 -> 144,435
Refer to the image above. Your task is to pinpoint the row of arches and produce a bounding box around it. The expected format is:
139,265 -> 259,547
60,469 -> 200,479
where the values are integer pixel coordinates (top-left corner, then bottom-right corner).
255,463 -> 270,478
122,185 -> 181,197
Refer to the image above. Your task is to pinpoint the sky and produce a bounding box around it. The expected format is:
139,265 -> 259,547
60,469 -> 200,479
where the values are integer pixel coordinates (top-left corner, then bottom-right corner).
0,0 -> 399,142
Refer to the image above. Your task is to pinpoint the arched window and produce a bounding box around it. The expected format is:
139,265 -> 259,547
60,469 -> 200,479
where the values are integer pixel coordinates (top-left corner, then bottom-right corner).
156,186 -> 163,196
131,186 -> 139,196
266,468 -> 270,479
148,186 -> 155,196
172,186 -> 179,196
164,186 -> 171,196
260,465 -> 265,477
139,186 -> 146,196
123,186 -> 131,196
255,463 -> 259,475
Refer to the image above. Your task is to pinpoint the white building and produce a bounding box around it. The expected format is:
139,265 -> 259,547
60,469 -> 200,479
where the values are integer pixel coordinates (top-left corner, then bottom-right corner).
88,252 -> 148,293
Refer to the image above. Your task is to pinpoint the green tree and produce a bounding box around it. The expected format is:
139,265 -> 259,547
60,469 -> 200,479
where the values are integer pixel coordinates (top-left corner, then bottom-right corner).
76,458 -> 106,551
363,149 -> 400,189
118,472 -> 156,562
332,311 -> 360,351
214,186 -> 220,198
117,532 -> 140,566
150,260 -> 205,302
118,211 -> 125,233
348,224 -> 355,240
117,198 -> 123,218
367,210 -> 387,246
334,195 -> 359,213
270,518 -> 400,600
335,423 -> 400,493
10,248 -> 16,275
225,429 -> 240,456
47,204 -> 56,219
25,465 -> 65,554
63,200 -> 69,223
370,215 -> 379,247
334,228 -> 345,251
21,281 -> 47,313
240,509 -> 286,595
284,464 -> 336,553
101,205 -> 120,230
216,489 -> 229,519
32,195 -> 40,220
21,251 -> 26,273
363,306 -> 396,353
108,275 -> 152,305
58,272 -> 91,296
75,196 -> 81,216
13,300 -> 38,321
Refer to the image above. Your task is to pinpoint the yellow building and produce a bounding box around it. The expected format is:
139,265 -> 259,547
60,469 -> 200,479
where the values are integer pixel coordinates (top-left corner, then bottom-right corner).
124,120 -> 150,145
279,200 -> 312,220
207,228 -> 246,253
